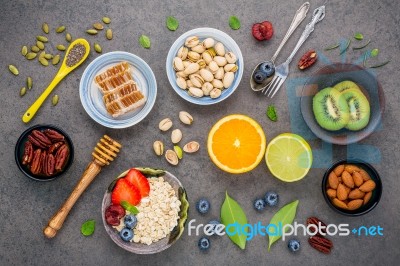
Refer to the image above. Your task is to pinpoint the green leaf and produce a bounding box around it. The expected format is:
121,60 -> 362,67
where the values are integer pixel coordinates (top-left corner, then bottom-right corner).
139,35 -> 151,49
354,32 -> 364,40
166,16 -> 179,31
121,201 -> 139,214
266,105 -> 278,122
220,191 -> 248,249
229,16 -> 241,30
135,167 -> 165,177
168,187 -> 189,244
340,39 -> 351,55
81,219 -> 95,236
324,43 -> 340,51
370,48 -> 379,57
369,60 -> 390,68
268,200 -> 299,251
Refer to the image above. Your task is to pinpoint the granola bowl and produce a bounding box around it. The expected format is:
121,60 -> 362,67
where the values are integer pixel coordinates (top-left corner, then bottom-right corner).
101,167 -> 189,254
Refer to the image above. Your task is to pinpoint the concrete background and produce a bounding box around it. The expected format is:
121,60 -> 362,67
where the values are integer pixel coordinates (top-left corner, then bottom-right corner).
1,0 -> 399,265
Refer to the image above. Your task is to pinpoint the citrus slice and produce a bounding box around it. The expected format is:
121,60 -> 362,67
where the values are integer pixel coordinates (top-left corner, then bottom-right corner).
265,133 -> 312,182
207,114 -> 266,174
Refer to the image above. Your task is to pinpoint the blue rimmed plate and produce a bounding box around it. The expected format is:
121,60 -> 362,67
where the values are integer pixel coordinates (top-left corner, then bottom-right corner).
79,51 -> 157,128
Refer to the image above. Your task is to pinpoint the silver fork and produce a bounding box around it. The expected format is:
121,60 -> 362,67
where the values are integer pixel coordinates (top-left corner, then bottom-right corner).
263,5 -> 326,98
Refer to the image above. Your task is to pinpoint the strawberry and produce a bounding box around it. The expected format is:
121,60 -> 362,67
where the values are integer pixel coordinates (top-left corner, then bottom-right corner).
125,168 -> 150,197
252,21 -> 274,41
111,178 -> 141,206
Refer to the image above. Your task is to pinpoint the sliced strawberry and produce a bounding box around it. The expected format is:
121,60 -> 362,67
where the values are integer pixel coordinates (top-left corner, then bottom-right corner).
111,178 -> 141,206
125,168 -> 150,197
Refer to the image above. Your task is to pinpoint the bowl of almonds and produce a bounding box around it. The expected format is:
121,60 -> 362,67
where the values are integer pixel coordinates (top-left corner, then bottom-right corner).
322,159 -> 382,216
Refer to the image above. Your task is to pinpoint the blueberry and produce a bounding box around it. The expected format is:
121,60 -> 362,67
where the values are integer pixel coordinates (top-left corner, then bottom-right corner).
198,237 -> 211,251
253,198 -> 266,211
208,220 -> 221,235
124,215 -> 137,229
259,61 -> 275,77
120,227 -> 133,242
196,198 -> 210,214
264,191 -> 279,207
288,239 -> 300,252
253,70 -> 267,84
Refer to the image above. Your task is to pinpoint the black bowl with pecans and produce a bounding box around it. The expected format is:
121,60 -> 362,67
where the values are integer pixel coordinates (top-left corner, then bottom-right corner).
15,124 -> 74,181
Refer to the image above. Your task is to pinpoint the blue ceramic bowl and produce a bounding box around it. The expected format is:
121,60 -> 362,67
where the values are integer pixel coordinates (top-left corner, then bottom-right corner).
166,28 -> 243,105
79,51 -> 157,128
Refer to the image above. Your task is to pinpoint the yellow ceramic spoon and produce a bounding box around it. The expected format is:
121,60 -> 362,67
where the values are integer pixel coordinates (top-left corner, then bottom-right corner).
22,38 -> 90,123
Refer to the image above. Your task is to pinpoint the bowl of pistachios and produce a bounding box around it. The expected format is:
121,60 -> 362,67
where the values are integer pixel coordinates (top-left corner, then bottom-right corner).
166,28 -> 243,105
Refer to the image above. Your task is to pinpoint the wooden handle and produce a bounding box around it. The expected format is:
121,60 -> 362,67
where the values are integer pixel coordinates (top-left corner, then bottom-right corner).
44,161 -> 102,238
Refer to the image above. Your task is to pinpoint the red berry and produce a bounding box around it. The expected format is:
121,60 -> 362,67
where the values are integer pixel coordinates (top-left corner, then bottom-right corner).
125,168 -> 150,197
111,178 -> 142,206
252,21 -> 274,41
105,204 -> 126,226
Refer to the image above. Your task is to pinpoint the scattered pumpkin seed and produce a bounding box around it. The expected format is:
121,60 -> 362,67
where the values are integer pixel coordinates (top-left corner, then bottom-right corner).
340,39 -> 351,55
27,77 -> 32,90
106,29 -> 113,40
94,43 -> 102,53
353,40 -> 371,50
21,46 -> 28,56
102,17 -> 111,24
324,43 -> 340,51
93,23 -> 104,30
66,33 -> 72,42
370,48 -> 379,57
369,60 -> 390,68
38,51 -> 45,60
52,94 -> 59,106
20,87 -> 27,97
56,26 -> 66,33
8,65 -> 19,75
354,33 -> 364,40
36,40 -> 45,50
39,57 -> 49,66
86,29 -> 98,35
42,22 -> 49,34
31,46 -> 40,52
44,53 -> 53,60
52,54 -> 60,65
26,52 -> 37,60
57,44 -> 66,51
37,35 -> 48,42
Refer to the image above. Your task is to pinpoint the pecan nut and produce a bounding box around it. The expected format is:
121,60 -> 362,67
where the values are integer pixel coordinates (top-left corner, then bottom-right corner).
48,141 -> 64,154
55,144 -> 69,172
22,141 -> 34,165
43,129 -> 65,143
29,130 -> 52,148
308,236 -> 333,254
306,216 -> 327,236
43,153 -> 55,176
30,149 -> 43,175
298,50 -> 317,70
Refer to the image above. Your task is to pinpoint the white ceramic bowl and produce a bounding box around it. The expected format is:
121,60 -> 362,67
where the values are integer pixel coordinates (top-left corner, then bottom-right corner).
166,28 -> 243,105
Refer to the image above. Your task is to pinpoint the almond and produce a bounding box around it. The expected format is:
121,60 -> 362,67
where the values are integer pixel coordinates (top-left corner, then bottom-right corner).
359,180 -> 376,192
359,169 -> 371,181
333,164 -> 345,176
347,199 -> 363,210
342,171 -> 354,188
348,189 -> 365,199
326,189 -> 337,198
332,198 -> 348,209
328,171 -> 339,189
352,171 -> 364,187
344,164 -> 360,173
363,191 -> 372,205
337,183 -> 349,201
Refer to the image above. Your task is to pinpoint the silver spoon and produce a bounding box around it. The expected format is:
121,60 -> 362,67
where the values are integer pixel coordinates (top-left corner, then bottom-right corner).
250,2 -> 310,91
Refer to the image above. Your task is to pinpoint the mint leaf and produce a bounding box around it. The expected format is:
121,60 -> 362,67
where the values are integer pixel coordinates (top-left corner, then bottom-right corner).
121,201 -> 139,214
166,16 -> 179,31
267,105 -> 278,122
81,219 -> 95,236
139,35 -> 151,49
229,16 -> 241,30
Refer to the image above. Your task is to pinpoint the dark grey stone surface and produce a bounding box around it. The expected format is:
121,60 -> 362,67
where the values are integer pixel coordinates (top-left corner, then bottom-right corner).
1,0 -> 399,265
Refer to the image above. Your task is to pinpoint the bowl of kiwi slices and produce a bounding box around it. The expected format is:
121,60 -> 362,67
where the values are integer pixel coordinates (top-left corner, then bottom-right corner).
300,63 -> 385,145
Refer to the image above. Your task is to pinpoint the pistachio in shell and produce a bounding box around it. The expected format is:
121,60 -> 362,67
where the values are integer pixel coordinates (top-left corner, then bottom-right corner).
183,141 -> 200,153
165,150 -> 179,165
179,111 -> 193,125
171,129 -> 183,144
159,118 -> 173,131
153,140 -> 164,156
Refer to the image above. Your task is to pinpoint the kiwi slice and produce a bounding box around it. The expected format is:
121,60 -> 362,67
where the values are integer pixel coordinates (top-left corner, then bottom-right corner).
333,80 -> 360,92
341,88 -> 370,131
313,87 -> 350,131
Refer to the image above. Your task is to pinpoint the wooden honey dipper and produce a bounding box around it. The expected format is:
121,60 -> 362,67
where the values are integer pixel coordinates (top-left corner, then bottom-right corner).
44,135 -> 121,238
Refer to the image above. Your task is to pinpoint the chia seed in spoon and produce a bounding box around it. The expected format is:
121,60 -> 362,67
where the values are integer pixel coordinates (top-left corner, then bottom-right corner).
66,44 -> 86,67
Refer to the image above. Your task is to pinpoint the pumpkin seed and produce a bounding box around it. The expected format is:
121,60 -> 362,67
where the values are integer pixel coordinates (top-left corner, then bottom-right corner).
36,41 -> 45,50
86,29 -> 98,35
21,46 -> 28,56
37,35 -> 48,42
57,44 -> 66,51
20,87 -> 27,96
52,94 -> 59,106
56,26 -> 66,33
93,23 -> 104,30
31,46 -> 40,52
38,51 -> 45,60
42,22 -> 49,34
26,52 -> 37,60
102,17 -> 111,24
66,33 -> 72,42
106,29 -> 112,40
8,65 -> 19,75
27,77 -> 32,90
52,54 -> 60,65
94,43 -> 102,53
39,57 -> 49,66
44,53 -> 52,60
